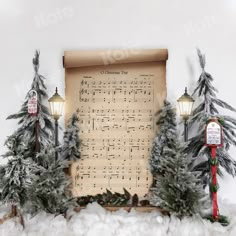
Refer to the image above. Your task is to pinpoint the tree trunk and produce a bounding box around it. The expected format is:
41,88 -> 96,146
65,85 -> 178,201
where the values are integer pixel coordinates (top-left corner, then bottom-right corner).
35,120 -> 40,153
11,205 -> 17,217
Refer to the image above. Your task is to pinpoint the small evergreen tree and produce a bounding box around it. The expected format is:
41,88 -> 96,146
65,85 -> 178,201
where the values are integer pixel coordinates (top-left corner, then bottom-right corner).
29,147 -> 74,214
187,49 -> 236,186
60,112 -> 80,161
0,136 -> 39,215
149,100 -> 177,177
5,50 -> 54,158
150,142 -> 206,217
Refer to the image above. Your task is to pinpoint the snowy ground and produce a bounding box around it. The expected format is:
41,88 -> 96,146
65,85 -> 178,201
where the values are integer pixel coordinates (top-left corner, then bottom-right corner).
0,200 -> 236,236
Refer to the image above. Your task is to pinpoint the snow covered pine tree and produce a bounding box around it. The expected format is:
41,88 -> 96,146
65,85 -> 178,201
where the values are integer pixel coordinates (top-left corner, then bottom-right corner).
5,50 -> 54,158
149,100 -> 177,178
1,51 -> 55,216
0,136 -> 39,218
60,112 -> 80,161
151,142 -> 206,217
2,51 -> 72,215
29,147 -> 73,214
150,101 -> 206,217
187,49 -> 236,186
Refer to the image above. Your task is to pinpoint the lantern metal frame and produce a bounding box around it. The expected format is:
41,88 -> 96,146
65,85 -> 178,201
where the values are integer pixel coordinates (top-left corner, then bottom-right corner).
48,87 -> 65,159
177,87 -> 195,142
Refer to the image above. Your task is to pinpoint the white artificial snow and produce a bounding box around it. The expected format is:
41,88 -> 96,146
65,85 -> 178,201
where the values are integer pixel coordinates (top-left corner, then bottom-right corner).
0,200 -> 235,236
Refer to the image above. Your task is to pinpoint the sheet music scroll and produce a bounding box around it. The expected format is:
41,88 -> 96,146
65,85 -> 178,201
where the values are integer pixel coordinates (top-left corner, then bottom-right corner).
64,49 -> 168,197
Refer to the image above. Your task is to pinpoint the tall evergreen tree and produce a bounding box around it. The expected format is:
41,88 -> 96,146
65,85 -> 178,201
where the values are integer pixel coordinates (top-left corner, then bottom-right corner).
149,100 -> 177,177
5,50 -> 54,158
150,141 -> 206,217
1,51 -> 73,216
150,100 -> 206,217
60,112 -> 80,161
187,49 -> 236,186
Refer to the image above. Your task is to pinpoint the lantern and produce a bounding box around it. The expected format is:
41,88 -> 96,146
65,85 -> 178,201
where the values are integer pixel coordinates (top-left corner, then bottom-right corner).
177,87 -> 195,119
48,87 -> 65,120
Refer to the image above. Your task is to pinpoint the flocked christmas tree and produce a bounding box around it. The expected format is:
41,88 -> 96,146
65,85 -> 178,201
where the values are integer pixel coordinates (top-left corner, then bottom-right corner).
150,101 -> 206,217
187,49 -> 236,186
151,141 -> 206,217
28,146 -> 74,214
149,100 -> 177,177
5,50 -> 54,158
1,51 -> 73,215
0,135 -> 39,216
60,112 -> 80,161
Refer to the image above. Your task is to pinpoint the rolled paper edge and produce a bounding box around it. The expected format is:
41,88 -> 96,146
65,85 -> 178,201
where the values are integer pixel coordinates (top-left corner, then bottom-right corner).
63,49 -> 168,68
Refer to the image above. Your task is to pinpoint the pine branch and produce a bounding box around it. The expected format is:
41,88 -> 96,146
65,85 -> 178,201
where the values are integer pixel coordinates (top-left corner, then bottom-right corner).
197,48 -> 206,70
212,98 -> 236,112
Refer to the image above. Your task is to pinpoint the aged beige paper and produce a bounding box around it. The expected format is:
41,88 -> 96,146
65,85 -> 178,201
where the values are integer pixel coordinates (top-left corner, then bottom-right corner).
64,49 -> 168,197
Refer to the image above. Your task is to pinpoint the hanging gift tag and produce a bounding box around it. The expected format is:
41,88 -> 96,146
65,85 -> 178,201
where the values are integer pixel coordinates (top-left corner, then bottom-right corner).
28,90 -> 38,115
205,118 -> 223,147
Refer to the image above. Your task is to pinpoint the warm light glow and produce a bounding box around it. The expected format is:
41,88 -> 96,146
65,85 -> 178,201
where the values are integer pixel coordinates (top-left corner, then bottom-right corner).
177,87 -> 194,119
48,87 -> 65,120
178,101 -> 194,117
49,101 -> 64,117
